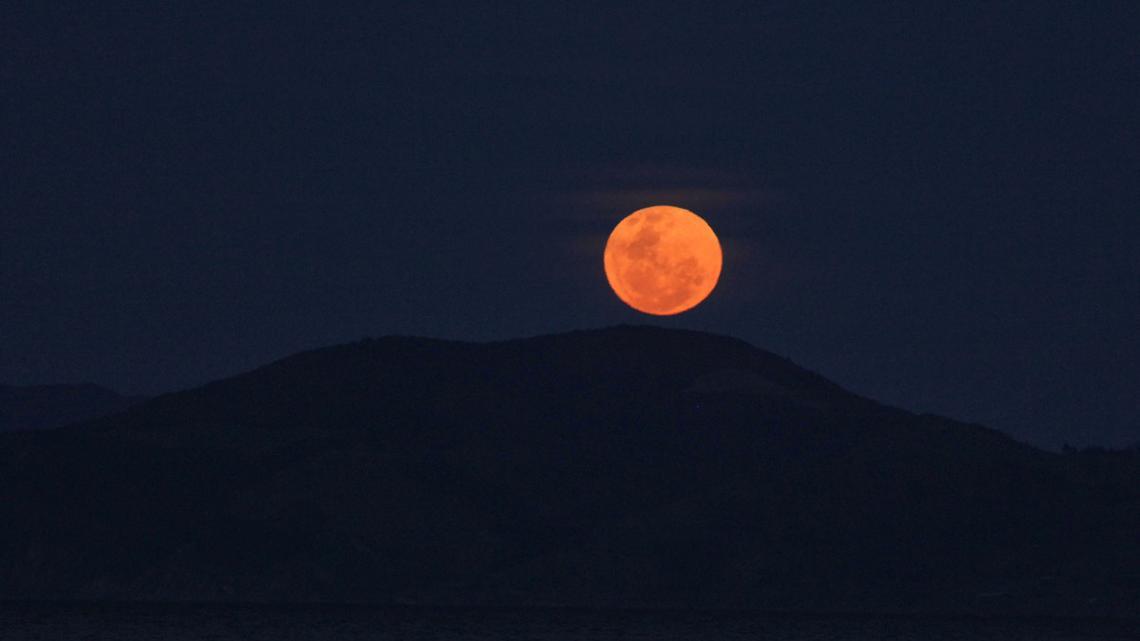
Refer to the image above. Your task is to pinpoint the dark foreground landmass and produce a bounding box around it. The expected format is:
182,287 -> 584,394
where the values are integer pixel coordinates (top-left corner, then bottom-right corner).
0,383 -> 141,432
0,326 -> 1136,616
1,602 -> 1137,640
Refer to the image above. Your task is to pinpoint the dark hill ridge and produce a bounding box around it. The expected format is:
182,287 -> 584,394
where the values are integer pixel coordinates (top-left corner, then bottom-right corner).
0,326 -> 1136,614
105,326 -> 869,435
0,383 -> 141,432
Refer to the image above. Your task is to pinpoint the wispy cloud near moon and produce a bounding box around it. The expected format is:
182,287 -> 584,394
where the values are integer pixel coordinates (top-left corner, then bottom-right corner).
573,187 -> 769,211
504,161 -> 810,302
520,161 -> 777,227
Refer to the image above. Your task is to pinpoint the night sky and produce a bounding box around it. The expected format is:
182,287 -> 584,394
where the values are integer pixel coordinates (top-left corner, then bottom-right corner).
4,3 -> 1138,449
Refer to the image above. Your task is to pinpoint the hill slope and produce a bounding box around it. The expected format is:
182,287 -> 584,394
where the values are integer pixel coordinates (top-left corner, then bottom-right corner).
0,326 -> 1135,614
0,383 -> 141,432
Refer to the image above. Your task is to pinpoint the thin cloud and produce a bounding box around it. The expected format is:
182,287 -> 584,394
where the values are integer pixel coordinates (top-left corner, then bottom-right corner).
571,188 -> 769,212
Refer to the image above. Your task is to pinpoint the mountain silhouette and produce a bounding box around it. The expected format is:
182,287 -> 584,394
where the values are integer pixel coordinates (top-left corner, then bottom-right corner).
0,326 -> 1136,615
0,383 -> 141,432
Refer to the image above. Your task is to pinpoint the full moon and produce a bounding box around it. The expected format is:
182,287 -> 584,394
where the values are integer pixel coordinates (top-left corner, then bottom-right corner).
603,205 -> 723,316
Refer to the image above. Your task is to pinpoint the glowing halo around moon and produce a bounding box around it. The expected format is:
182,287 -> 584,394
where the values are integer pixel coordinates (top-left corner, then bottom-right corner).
603,205 -> 723,316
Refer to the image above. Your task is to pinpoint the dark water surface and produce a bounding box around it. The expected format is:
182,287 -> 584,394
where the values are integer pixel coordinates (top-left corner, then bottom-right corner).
1,603 -> 1136,640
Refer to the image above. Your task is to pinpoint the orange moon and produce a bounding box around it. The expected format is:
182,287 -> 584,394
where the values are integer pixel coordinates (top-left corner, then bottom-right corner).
603,205 -> 722,316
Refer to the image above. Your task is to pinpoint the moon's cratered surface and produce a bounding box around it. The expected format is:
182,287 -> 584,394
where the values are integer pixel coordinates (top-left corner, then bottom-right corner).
603,205 -> 722,316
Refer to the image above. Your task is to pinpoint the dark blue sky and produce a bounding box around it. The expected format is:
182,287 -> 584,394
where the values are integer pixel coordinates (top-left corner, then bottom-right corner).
4,2 -> 1138,448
